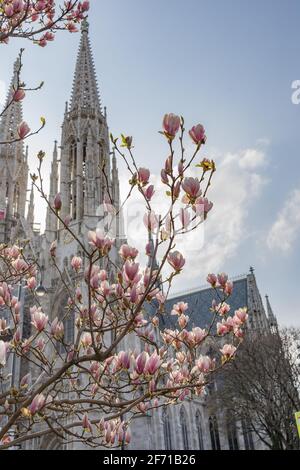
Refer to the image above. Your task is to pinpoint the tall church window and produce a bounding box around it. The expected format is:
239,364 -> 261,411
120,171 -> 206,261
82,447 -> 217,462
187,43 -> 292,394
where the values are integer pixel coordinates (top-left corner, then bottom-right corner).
209,415 -> 221,450
180,407 -> 189,450
162,407 -> 172,450
226,413 -> 239,450
70,141 -> 77,219
195,411 -> 204,450
242,418 -> 255,450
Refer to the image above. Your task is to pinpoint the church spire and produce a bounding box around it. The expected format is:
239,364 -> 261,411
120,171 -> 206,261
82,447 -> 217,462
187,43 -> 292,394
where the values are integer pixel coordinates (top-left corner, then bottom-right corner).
0,56 -> 28,242
69,17 -> 102,114
46,140 -> 59,237
27,184 -> 35,228
0,55 -> 24,144
265,295 -> 278,331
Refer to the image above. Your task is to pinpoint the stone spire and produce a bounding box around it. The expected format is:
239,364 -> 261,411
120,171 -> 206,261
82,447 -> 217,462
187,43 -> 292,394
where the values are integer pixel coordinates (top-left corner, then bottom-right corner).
247,267 -> 270,331
265,295 -> 278,331
27,184 -> 35,227
59,20 -> 113,227
0,56 -> 28,242
0,56 -> 23,143
69,17 -> 102,115
46,140 -> 59,238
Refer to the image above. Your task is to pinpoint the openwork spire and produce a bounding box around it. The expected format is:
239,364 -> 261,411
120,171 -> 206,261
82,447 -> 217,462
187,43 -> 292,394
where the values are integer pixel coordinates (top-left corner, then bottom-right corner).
69,18 -> 101,114
265,295 -> 277,327
0,56 -> 23,143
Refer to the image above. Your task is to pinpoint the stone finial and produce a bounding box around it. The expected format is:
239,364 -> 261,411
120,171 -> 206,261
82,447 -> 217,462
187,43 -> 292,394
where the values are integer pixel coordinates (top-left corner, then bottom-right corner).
81,17 -> 89,34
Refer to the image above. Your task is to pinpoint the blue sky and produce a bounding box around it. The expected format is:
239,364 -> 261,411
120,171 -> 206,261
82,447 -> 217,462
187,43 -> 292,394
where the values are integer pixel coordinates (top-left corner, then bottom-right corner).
1,0 -> 300,325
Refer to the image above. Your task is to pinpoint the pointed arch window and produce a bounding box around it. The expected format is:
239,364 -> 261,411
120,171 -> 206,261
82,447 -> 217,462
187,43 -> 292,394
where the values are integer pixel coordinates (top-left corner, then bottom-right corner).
209,415 -> 221,450
162,407 -> 172,450
226,413 -> 239,450
195,411 -> 204,450
180,407 -> 189,450
242,417 -> 254,450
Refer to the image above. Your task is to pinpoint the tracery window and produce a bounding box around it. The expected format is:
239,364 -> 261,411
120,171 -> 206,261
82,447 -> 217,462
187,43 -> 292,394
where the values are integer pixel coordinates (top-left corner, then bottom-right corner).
162,407 -> 172,450
195,411 -> 204,450
180,407 -> 189,450
209,415 -> 221,450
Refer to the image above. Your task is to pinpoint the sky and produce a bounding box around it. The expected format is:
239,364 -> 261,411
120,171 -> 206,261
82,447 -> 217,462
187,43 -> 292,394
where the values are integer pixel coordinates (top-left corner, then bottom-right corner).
0,0 -> 300,326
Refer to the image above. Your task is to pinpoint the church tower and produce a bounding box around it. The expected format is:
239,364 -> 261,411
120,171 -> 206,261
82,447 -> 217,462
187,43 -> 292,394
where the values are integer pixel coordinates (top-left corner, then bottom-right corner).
0,58 -> 29,243
43,19 -> 123,277
58,18 -> 118,232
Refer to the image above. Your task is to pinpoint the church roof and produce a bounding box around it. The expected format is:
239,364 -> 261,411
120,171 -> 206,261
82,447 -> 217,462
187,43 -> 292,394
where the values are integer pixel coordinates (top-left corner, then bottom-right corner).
161,276 -> 248,330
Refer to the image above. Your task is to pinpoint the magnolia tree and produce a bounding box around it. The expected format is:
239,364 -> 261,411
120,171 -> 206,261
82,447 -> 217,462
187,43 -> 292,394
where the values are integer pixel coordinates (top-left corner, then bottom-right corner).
0,1 -> 89,44
0,1 -> 90,145
0,113 -> 249,449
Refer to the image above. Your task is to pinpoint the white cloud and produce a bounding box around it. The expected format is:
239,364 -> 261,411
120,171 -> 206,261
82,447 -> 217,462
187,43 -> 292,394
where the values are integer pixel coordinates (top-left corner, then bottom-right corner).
120,144 -> 268,289
238,148 -> 266,170
267,187 -> 300,252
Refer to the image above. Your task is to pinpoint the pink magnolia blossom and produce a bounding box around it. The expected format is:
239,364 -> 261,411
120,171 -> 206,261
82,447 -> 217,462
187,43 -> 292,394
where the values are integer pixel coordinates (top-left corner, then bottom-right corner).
20,373 -> 31,389
191,327 -> 207,344
162,113 -> 181,139
12,0 -> 25,14
171,301 -> 188,315
207,273 -> 217,287
144,184 -> 155,201
4,5 -> 14,17
88,229 -> 114,254
27,277 -> 37,290
143,211 -> 159,233
224,280 -> 233,295
182,177 -> 201,201
67,21 -> 78,33
144,352 -> 161,375
31,308 -> 48,332
220,344 -> 237,359
36,337 -> 45,352
217,321 -> 229,336
119,244 -> 138,260
17,121 -> 30,139
216,302 -> 230,316
196,355 -> 215,373
194,197 -> 213,216
81,332 -> 92,349
138,167 -> 150,186
189,124 -> 206,145
117,351 -> 131,370
12,258 -> 28,272
53,193 -> 62,211
161,169 -> 169,184
178,314 -> 189,329
51,317 -> 64,340
71,256 -> 82,272
123,261 -> 140,284
167,251 -> 185,272
82,414 -> 92,433
28,394 -> 46,415
135,351 -> 149,375
234,307 -> 248,323
179,208 -> 191,229
218,272 -> 228,287
156,292 -> 166,305
0,319 -> 8,334
13,89 -> 25,102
